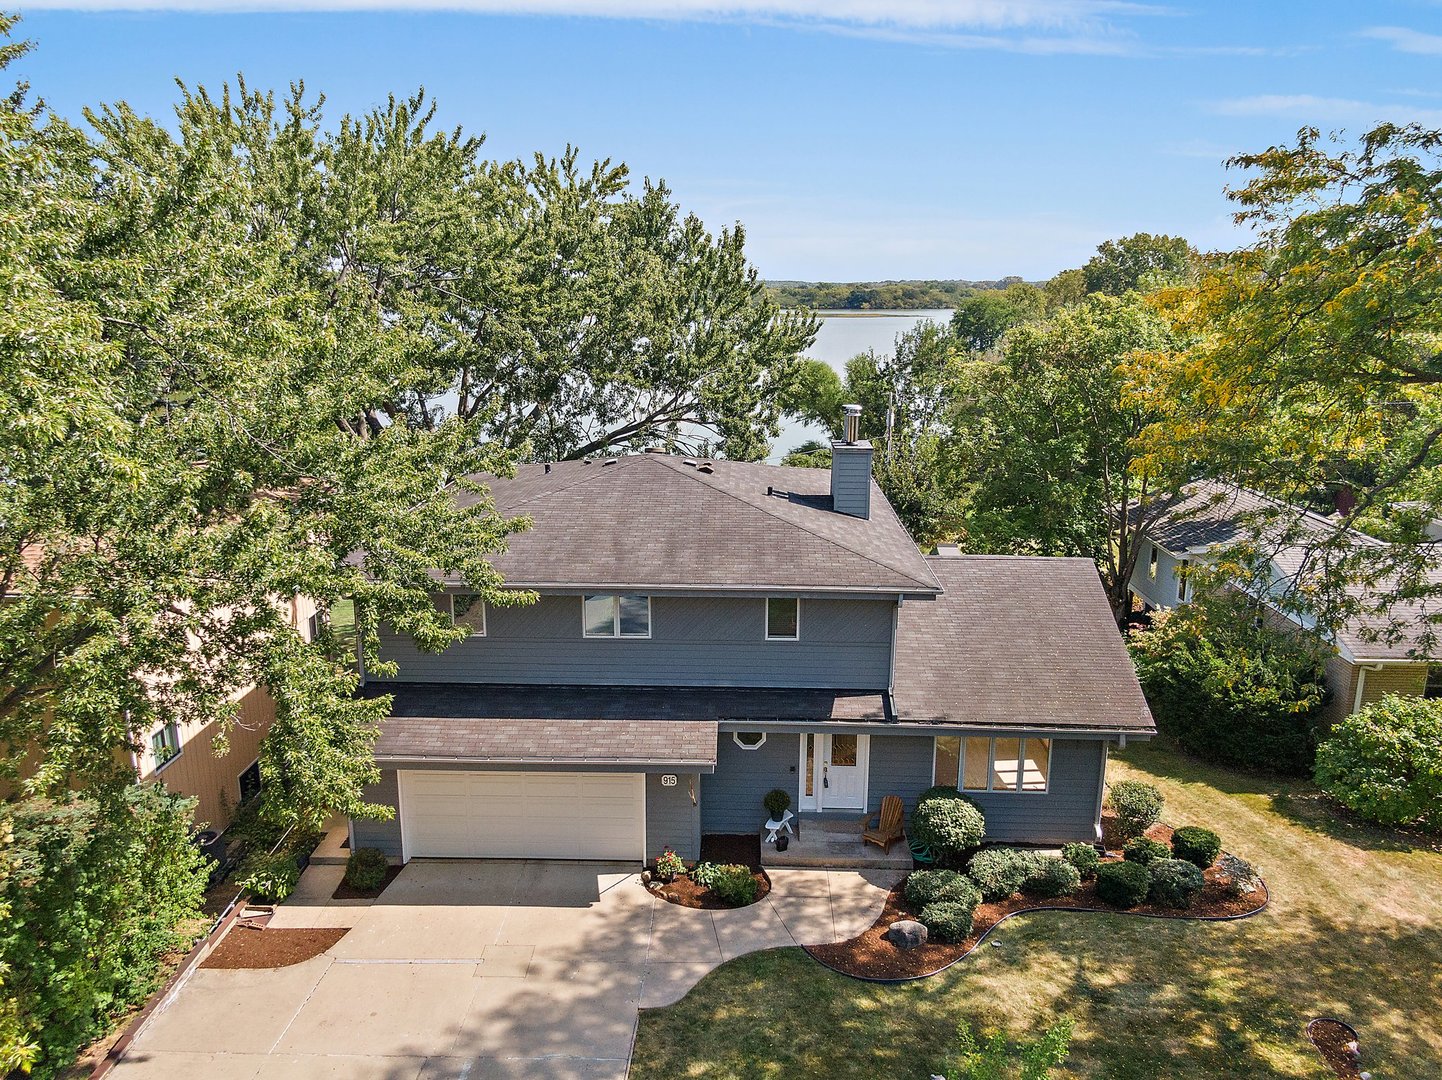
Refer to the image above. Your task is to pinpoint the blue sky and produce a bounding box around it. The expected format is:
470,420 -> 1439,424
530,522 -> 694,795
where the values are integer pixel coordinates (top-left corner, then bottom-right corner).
10,1 -> 1442,280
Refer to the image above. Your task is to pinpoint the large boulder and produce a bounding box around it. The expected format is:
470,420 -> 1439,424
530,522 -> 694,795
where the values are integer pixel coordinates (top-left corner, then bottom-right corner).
885,919 -> 928,949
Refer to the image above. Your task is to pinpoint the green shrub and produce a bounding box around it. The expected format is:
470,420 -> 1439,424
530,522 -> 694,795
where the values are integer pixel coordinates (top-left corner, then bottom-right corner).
1147,858 -> 1205,909
689,861 -> 720,889
238,849 -> 300,903
1170,826 -> 1222,869
1129,598 -> 1329,774
905,869 -> 979,911
344,847 -> 389,890
762,788 -> 791,819
1023,856 -> 1082,899
0,788 -> 209,1078
1122,836 -> 1169,865
1216,853 -> 1263,898
1108,780 -> 1164,839
918,784 -> 965,803
966,847 -> 1039,902
911,797 -> 986,867
1061,842 -> 1100,880
709,864 -> 758,907
1095,860 -> 1150,908
919,899 -> 978,944
1315,694 -> 1442,830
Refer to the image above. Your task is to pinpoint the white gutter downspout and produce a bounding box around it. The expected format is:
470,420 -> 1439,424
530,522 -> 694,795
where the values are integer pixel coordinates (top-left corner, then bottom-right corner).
1352,664 -> 1384,715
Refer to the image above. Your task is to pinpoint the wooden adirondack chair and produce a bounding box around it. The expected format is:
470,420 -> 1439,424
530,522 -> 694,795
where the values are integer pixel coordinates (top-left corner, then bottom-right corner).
860,795 -> 905,853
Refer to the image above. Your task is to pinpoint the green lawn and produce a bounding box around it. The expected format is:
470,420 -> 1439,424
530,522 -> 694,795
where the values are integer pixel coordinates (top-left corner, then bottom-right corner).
630,741 -> 1442,1079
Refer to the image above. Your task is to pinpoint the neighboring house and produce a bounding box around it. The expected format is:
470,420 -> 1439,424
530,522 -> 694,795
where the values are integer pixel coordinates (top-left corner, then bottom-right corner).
350,417 -> 1154,863
1129,481 -> 1440,726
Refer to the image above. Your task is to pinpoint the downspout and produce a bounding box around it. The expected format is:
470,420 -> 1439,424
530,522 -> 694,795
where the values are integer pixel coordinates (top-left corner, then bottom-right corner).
1352,664 -> 1383,715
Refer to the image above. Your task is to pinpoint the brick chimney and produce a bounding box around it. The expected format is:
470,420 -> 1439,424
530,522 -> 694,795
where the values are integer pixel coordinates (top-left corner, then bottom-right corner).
830,404 -> 872,519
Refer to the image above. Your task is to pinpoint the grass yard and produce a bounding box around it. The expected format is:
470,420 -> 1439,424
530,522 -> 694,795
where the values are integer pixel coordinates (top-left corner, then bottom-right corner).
630,740 -> 1442,1079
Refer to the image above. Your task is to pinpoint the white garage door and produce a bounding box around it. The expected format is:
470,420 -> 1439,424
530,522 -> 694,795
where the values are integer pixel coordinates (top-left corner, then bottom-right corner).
398,770 -> 646,860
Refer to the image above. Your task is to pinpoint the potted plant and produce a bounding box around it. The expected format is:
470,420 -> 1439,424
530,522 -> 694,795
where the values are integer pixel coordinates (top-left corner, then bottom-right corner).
763,788 -> 791,822
654,849 -> 685,884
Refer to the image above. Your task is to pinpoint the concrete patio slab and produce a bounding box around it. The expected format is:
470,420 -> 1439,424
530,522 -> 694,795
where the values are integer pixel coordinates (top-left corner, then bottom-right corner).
712,901 -> 795,961
417,1055 -> 627,1080
763,868 -> 833,896
274,962 -> 478,1058
768,892 -> 835,945
254,1053 -> 427,1080
640,961 -> 717,1008
645,903 -> 722,964
477,944 -> 533,978
133,957 -> 333,1055
109,1051 -> 264,1080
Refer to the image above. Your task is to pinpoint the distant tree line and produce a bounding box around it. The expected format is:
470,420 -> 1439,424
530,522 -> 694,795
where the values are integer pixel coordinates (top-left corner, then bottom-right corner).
766,278 -> 1033,311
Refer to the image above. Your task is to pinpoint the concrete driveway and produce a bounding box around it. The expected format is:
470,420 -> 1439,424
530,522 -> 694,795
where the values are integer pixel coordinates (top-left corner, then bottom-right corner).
114,859 -> 897,1080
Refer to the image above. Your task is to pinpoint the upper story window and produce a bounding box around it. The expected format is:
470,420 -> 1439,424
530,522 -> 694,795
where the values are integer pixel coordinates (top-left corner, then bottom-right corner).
765,597 -> 800,640
1148,544 -> 1159,580
933,735 -> 1050,793
583,594 -> 651,638
1176,559 -> 1190,603
151,723 -> 181,772
450,594 -> 487,636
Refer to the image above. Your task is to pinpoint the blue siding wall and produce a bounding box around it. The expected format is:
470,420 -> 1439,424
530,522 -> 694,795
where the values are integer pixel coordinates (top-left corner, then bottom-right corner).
646,772 -> 700,861
378,594 -> 895,688
830,444 -> 872,519
699,732 -> 1106,844
700,731 -> 801,833
352,769 -> 403,859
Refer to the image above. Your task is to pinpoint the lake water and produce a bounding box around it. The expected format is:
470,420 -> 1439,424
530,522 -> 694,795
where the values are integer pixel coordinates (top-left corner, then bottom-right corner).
770,308 -> 953,461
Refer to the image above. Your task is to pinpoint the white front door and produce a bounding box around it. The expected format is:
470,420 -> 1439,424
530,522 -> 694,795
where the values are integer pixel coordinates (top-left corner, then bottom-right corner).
797,733 -> 870,812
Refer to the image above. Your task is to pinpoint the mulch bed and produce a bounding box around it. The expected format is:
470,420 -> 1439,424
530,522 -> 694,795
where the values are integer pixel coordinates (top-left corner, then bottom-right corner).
331,864 -> 404,900
1307,1019 -> 1365,1079
807,840 -> 1267,981
647,833 -> 772,910
201,926 -> 348,969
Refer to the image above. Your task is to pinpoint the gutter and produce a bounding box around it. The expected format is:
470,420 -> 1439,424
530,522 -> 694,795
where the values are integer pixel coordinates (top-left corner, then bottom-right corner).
713,718 -> 1152,740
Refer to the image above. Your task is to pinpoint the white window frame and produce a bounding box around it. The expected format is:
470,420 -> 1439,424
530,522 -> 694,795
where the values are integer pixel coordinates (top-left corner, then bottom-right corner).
238,758 -> 263,803
151,723 -> 181,773
731,731 -> 768,751
449,593 -> 487,636
931,735 -> 1051,794
764,597 -> 801,641
1148,544 -> 1159,580
581,594 -> 652,639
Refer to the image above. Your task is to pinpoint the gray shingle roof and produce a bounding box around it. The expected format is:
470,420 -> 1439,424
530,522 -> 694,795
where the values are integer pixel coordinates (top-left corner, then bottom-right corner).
890,555 -> 1155,732
373,716 -> 719,769
1143,481 -> 1439,660
448,454 -> 940,595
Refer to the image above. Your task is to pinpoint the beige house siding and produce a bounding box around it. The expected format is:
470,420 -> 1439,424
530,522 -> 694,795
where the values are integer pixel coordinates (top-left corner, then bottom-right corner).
142,685 -> 276,831
1317,657 -> 1429,730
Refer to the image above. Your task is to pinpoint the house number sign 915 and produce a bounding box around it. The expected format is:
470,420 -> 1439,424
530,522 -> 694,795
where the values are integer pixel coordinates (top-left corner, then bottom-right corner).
660,775 -> 677,786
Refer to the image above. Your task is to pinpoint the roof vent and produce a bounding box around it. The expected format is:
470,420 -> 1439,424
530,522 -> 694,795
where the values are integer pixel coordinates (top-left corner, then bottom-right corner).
544,463 -> 551,475
682,458 -> 699,468
644,446 -> 665,454
697,462 -> 714,474
602,457 -> 619,467
582,458 -> 593,465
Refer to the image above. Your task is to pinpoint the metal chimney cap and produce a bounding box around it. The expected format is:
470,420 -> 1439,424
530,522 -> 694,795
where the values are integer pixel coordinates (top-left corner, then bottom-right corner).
843,403 -> 862,415
841,403 -> 863,444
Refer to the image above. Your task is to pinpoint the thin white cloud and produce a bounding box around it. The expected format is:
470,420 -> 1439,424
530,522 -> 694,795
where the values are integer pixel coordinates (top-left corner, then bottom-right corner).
1208,93 -> 1442,127
1361,25 -> 1442,56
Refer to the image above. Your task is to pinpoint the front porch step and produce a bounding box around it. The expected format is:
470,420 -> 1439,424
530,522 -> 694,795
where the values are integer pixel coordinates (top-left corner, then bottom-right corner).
759,819 -> 913,871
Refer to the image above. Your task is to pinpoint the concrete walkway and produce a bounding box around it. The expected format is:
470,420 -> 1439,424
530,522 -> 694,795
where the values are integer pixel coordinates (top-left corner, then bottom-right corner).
114,860 -> 899,1080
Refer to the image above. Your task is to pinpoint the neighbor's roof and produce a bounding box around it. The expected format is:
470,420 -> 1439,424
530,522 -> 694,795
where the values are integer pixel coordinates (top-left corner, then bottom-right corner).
889,555 -> 1155,732
447,454 -> 940,595
1143,481 -> 1437,661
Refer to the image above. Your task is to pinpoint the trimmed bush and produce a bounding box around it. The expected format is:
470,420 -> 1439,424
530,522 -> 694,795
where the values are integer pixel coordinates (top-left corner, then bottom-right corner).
1108,780 -> 1164,839
1095,860 -> 1150,908
1216,853 -> 1263,898
1129,597 -> 1329,774
919,899 -> 978,944
1061,842 -> 1100,880
1315,694 -> 1442,830
709,864 -> 758,907
1171,826 -> 1222,869
905,868 -> 977,910
1122,837 -> 1169,866
1023,856 -> 1082,899
911,797 -> 986,867
1147,858 -> 1205,909
239,849 -> 300,903
967,847 -> 1040,902
344,847 -> 389,890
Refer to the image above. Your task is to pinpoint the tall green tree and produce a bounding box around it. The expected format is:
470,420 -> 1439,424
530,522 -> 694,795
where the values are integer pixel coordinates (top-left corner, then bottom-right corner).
956,295 -> 1180,619
1131,123 -> 1442,643
1082,232 -> 1197,296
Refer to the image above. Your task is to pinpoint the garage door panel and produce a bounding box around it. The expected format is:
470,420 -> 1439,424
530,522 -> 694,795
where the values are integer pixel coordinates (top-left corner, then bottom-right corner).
400,770 -> 644,861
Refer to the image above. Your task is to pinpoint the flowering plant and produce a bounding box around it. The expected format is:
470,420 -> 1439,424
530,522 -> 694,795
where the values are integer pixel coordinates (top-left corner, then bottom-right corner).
654,849 -> 685,881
